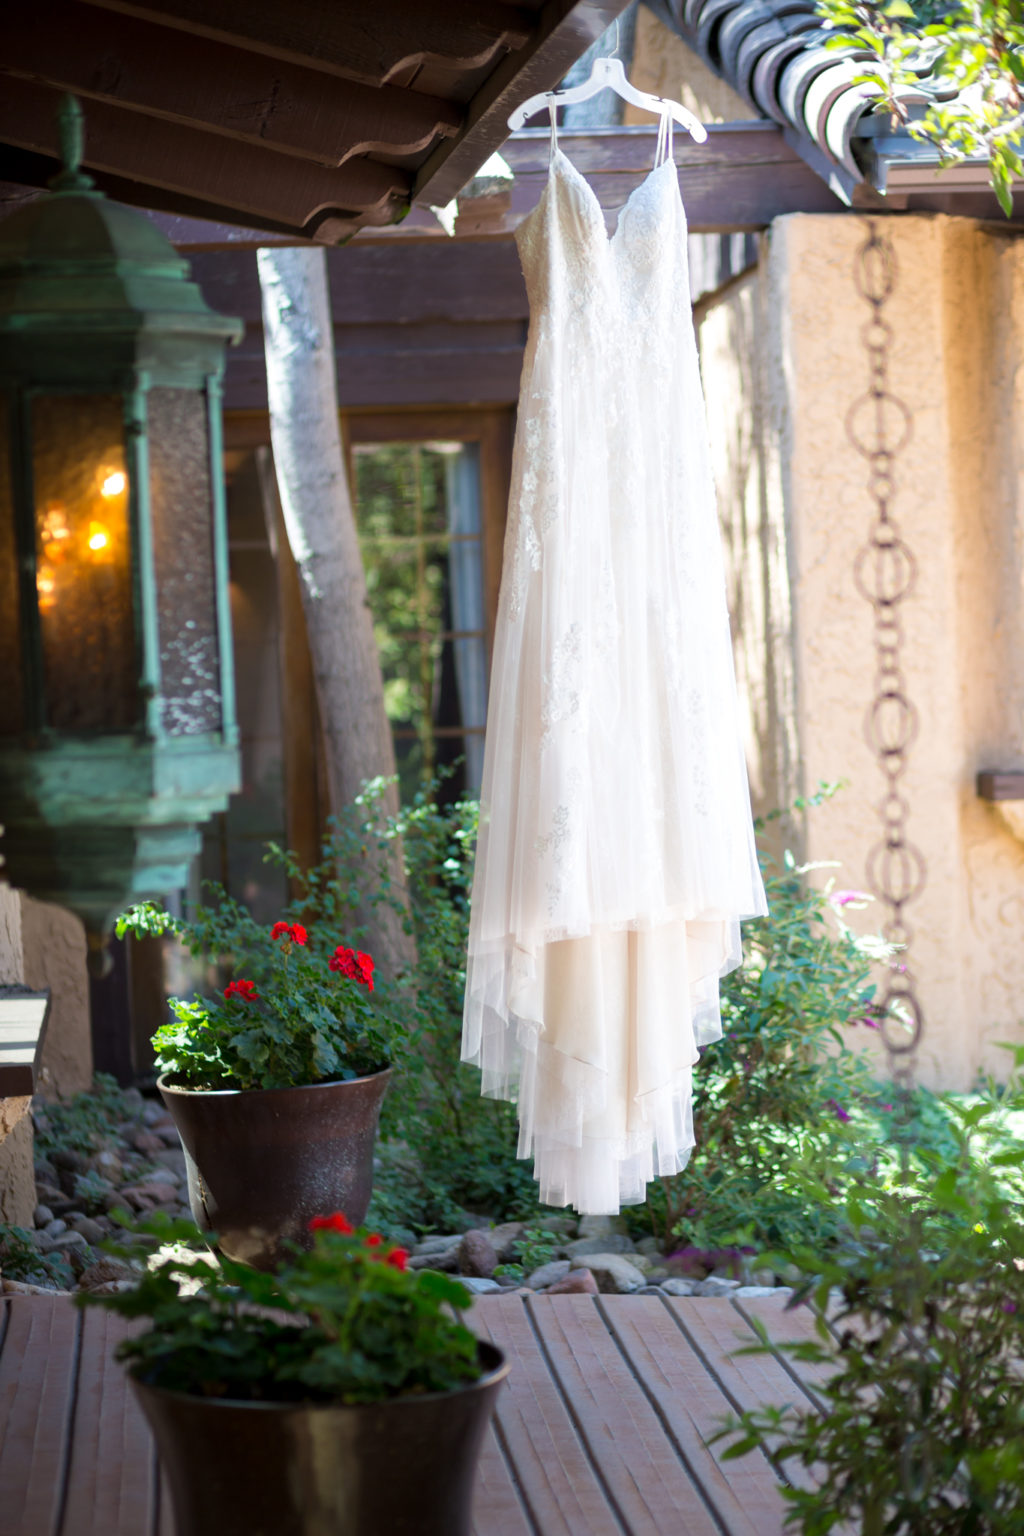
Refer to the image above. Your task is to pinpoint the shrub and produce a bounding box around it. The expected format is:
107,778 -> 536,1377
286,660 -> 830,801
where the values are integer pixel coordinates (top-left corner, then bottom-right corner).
718,1077 -> 1024,1534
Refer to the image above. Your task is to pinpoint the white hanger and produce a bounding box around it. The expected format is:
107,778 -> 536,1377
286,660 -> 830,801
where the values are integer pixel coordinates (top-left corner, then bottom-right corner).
507,55 -> 708,143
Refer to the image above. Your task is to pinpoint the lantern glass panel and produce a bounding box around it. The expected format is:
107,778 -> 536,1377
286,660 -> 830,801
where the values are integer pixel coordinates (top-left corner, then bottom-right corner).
148,387 -> 221,736
31,394 -> 138,732
0,393 -> 25,735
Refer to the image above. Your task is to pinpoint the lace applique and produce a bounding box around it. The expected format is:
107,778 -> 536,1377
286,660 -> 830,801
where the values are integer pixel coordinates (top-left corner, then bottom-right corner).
540,621 -> 583,749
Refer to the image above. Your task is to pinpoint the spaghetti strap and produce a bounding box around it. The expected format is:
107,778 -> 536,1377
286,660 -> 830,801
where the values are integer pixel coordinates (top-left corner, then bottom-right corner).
549,102 -> 559,160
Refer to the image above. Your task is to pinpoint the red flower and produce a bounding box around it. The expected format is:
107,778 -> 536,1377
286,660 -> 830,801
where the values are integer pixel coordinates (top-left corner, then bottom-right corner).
365,1233 -> 384,1247
385,1247 -> 409,1271
224,978 -> 259,1001
271,921 -> 308,946
309,1212 -> 354,1234
330,946 -> 375,992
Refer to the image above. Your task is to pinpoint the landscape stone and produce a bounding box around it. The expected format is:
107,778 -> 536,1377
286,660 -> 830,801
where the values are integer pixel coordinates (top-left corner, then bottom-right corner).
534,1215 -> 577,1239
142,1101 -> 170,1127
79,1258 -> 139,1289
658,1278 -> 697,1296
409,1247 -> 459,1272
458,1229 -> 498,1278
2,1278 -> 70,1295
131,1130 -> 165,1155
733,1286 -> 782,1298
570,1253 -> 647,1294
71,1217 -> 106,1246
526,1260 -> 571,1290
458,1277 -> 502,1295
415,1234 -> 462,1254
564,1234 -> 636,1259
635,1236 -> 664,1257
546,1267 -> 599,1295
33,1205 -> 54,1228
577,1214 -> 628,1241
487,1221 -> 525,1261
692,1276 -> 742,1297
43,1218 -> 67,1238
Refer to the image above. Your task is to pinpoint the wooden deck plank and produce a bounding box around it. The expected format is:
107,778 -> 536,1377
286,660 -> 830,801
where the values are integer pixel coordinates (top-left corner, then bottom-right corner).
732,1295 -> 836,1404
526,1293 -> 723,1536
60,1310 -> 160,1536
600,1295 -> 789,1536
665,1298 -> 821,1498
472,1297 -> 622,1536
471,1422 -> 535,1536
0,1295 -> 79,1535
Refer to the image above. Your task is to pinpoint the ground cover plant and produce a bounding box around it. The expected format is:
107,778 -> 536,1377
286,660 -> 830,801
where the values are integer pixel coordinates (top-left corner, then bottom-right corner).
717,1068 -> 1024,1534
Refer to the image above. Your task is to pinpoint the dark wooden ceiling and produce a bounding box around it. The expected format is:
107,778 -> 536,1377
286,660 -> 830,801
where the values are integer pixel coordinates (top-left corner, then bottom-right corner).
0,0 -> 632,241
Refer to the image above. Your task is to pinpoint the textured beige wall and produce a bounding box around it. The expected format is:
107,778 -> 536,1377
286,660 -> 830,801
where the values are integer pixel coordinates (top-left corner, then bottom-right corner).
626,6 -> 751,126
0,1103 -> 34,1227
20,895 -> 92,1099
700,212 -> 1024,1089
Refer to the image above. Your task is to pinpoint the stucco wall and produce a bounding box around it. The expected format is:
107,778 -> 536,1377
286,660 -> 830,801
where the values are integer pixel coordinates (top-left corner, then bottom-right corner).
699,212 -> 1024,1090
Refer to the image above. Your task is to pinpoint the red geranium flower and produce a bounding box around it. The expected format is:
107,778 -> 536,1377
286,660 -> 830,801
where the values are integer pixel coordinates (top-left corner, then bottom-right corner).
385,1246 -> 409,1271
309,1212 -> 354,1234
365,1233 -> 384,1247
224,978 -> 259,1001
271,921 -> 308,946
330,946 -> 375,992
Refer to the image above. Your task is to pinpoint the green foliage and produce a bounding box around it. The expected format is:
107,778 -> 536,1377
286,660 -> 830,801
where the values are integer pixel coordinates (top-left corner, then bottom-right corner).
32,1072 -> 144,1161
717,1077 -> 1024,1533
79,1213 -> 481,1406
494,1226 -> 564,1281
117,898 -> 394,1092
641,793 -> 892,1253
816,0 -> 1024,213
0,1224 -> 75,1288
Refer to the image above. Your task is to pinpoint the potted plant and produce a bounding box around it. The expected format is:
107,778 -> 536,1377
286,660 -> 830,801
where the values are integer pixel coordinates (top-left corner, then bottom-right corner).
117,900 -> 397,1268
81,1213 -> 509,1536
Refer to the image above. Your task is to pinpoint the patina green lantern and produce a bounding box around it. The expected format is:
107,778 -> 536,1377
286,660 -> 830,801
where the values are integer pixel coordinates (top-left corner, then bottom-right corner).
0,99 -> 243,963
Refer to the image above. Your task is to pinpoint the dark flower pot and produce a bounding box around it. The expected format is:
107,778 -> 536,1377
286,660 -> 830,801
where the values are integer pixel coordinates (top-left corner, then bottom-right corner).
132,1342 -> 508,1536
158,1068 -> 391,1269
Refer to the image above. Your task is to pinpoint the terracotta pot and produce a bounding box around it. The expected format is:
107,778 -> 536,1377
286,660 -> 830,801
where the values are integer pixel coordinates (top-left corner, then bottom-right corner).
158,1068 -> 391,1269
132,1342 -> 508,1536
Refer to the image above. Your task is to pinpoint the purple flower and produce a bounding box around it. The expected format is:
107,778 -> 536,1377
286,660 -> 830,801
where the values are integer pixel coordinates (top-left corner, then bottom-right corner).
827,1098 -> 851,1124
1002,1300 -> 1017,1315
829,889 -> 871,908
879,1103 -> 893,1113
850,1014 -> 880,1029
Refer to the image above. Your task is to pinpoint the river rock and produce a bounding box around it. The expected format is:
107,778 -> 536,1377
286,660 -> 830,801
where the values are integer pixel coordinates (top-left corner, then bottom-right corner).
527,1260 -> 571,1290
577,1214 -> 628,1241
458,1277 -> 502,1295
79,1258 -> 139,1289
658,1277 -> 697,1296
570,1253 -> 646,1294
33,1205 -> 54,1229
487,1221 -> 525,1261
546,1267 -> 599,1295
458,1229 -> 498,1278
692,1276 -> 742,1297
564,1234 -> 636,1259
71,1217 -> 106,1246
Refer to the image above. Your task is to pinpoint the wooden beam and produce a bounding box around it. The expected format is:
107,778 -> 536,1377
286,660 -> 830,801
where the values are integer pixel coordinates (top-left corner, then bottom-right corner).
412,1 -> 632,210
4,0 -> 463,168
977,771 -> 1024,801
0,76 -> 412,237
73,0 -> 535,86
189,244 -> 529,325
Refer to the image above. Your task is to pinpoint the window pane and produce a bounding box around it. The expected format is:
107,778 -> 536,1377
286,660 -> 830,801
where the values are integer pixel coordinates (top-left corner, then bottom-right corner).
353,441 -> 488,800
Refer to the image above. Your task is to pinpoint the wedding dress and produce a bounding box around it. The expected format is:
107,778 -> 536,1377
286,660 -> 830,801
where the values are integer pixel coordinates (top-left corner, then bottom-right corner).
462,112 -> 767,1215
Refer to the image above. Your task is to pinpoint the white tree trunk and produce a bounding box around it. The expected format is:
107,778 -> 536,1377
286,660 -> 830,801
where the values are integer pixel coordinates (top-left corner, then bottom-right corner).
256,245 -> 414,978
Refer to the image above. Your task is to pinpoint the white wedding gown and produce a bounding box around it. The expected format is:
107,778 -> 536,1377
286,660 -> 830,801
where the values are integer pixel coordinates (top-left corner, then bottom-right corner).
462,113 -> 767,1214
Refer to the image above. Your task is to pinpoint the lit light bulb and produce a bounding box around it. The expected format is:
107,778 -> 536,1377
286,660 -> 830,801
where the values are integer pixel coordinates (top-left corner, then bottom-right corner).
36,563 -> 56,611
41,503 -> 70,561
87,521 -> 110,554
100,469 -> 126,499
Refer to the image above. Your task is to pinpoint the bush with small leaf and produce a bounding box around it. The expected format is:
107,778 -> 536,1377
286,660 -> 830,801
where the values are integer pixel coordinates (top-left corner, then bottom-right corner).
717,1078 -> 1024,1534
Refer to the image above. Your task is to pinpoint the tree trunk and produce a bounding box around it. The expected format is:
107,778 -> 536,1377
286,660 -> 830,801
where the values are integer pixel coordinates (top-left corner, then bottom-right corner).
256,246 -> 415,979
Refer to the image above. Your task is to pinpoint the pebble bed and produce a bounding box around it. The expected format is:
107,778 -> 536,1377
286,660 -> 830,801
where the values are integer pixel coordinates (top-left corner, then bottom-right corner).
1,1089 -> 794,1303
0,1090 -> 192,1297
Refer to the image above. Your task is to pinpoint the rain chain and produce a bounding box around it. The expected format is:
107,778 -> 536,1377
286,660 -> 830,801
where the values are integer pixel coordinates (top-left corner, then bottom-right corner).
848,219 -> 926,1135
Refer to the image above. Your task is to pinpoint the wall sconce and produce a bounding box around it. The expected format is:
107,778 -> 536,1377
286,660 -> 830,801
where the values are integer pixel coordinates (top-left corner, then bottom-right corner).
0,98 -> 243,966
